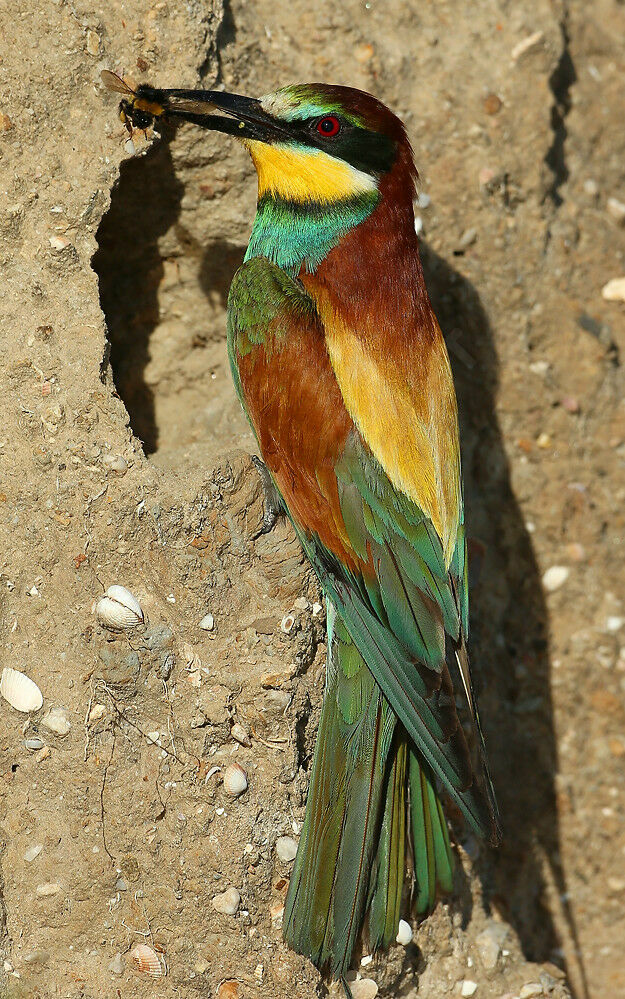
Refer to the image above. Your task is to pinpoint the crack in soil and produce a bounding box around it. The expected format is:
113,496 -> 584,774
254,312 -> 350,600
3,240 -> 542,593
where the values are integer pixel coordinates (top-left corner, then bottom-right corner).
544,6 -> 577,206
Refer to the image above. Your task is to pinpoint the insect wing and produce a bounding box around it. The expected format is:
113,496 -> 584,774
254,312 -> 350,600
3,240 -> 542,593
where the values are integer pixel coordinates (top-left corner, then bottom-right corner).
101,70 -> 136,96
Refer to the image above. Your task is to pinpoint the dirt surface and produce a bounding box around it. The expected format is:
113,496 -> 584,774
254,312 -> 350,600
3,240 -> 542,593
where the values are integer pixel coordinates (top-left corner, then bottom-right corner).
1,1 -> 624,997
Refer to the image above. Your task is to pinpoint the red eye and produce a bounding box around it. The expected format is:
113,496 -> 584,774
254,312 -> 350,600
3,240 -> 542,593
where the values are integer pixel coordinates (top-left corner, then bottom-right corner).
316,115 -> 341,137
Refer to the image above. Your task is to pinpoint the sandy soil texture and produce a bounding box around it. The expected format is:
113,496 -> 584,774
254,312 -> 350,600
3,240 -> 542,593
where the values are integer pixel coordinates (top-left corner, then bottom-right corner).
0,1 -> 624,997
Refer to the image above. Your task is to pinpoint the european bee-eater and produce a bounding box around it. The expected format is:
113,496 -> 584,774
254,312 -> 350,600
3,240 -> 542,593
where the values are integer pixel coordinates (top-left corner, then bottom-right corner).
112,79 -> 502,985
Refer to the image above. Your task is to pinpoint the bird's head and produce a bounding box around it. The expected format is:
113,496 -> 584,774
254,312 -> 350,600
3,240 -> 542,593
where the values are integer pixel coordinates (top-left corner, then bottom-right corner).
193,83 -> 417,208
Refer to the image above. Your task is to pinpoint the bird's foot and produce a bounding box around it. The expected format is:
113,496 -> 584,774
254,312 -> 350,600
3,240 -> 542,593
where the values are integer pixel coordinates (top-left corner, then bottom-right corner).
251,455 -> 283,537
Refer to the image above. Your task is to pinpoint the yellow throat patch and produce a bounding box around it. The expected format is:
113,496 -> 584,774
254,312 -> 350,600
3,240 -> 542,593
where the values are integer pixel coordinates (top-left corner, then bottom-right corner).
244,141 -> 378,203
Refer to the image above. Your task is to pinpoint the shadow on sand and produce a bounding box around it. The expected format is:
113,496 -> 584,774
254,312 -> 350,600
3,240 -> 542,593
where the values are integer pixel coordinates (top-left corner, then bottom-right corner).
92,138 -> 184,455
420,242 -> 585,997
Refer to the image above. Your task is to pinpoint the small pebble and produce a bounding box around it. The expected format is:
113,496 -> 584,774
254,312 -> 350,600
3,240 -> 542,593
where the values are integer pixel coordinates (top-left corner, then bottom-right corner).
102,453 -> 128,474
602,277 -> 625,302
124,138 -> 136,155
529,360 -> 550,376
350,980 -> 378,999
519,985 -> 543,998
36,882 -> 61,897
24,843 -> 44,862
109,953 -> 125,975
212,887 -> 240,915
86,29 -> 100,56
280,614 -> 295,634
396,919 -> 413,946
583,178 -> 599,197
270,904 -> 284,929
606,617 -> 624,633
199,613 -> 214,631
23,950 -> 49,966
25,737 -> 45,752
275,836 -> 298,863
293,596 -> 309,610
560,395 -> 580,413
483,93 -> 502,114
312,602 -> 323,616
49,236 -> 70,251
542,566 -> 570,592
41,707 -> 71,736
355,43 -> 375,63
88,703 -> 106,723
607,197 -> 625,225
231,722 -> 251,747
457,227 -> 477,250
361,954 -> 373,966
536,433 -> 552,449
476,921 -> 508,971
478,167 -> 496,187
159,652 -> 174,680
566,542 -> 585,562
461,982 -> 478,998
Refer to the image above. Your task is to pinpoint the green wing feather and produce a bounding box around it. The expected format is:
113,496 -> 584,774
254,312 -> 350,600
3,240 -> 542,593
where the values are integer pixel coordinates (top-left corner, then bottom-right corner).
283,607 -> 397,977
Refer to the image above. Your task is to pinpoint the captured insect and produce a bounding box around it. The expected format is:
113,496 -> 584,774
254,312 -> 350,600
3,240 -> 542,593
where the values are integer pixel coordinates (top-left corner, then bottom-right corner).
100,71 -> 168,135
101,71 -> 233,139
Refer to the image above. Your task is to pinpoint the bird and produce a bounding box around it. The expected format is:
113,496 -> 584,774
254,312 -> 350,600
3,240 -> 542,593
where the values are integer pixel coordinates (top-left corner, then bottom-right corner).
142,81 -> 502,989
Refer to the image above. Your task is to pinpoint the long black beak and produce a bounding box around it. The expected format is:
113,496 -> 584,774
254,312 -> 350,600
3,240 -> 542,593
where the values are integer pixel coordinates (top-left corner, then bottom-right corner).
157,88 -> 289,141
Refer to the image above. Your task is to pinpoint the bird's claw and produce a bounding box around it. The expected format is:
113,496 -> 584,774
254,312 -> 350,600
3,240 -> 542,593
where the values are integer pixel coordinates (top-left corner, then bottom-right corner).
251,455 -> 283,538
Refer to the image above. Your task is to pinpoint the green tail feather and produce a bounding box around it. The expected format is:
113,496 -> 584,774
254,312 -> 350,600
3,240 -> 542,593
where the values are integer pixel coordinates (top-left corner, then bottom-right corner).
367,733 -> 407,951
283,604 -> 396,978
284,603 -> 455,979
409,749 -> 454,913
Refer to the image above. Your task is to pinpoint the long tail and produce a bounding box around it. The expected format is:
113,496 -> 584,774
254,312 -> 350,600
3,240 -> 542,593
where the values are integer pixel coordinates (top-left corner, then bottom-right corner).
284,604 -> 455,978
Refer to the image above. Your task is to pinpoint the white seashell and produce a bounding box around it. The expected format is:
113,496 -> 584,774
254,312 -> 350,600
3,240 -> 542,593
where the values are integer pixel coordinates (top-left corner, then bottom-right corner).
1,667 -> 43,712
130,943 -> 164,978
350,980 -> 378,999
223,763 -> 248,797
275,836 -> 298,863
396,918 -> 413,945
95,585 -> 144,630
280,614 -> 295,634
212,887 -> 240,915
199,613 -> 214,631
230,722 -> 251,747
42,707 -> 71,736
